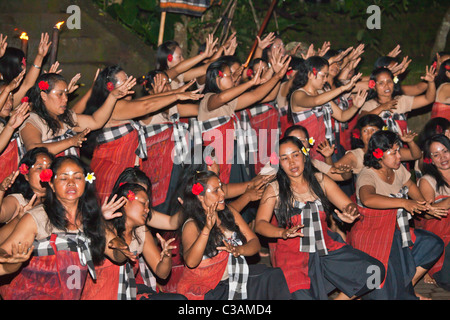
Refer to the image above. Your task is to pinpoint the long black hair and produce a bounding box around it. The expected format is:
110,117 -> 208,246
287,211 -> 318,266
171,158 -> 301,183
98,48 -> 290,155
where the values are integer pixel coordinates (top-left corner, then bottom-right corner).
204,57 -> 230,94
0,47 -> 25,83
364,130 -> 401,169
422,134 -> 450,192
179,171 -> 244,258
7,147 -> 54,200
435,59 -> 450,89
275,136 -> 333,228
43,156 -> 106,265
108,183 -> 149,246
417,117 -> 450,149
28,73 -> 77,136
156,40 -> 179,71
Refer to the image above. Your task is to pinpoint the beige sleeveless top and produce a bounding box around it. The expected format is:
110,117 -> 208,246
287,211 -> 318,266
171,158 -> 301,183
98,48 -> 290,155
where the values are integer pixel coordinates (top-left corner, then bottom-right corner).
198,92 -> 237,121
345,148 -> 365,175
419,174 -> 450,198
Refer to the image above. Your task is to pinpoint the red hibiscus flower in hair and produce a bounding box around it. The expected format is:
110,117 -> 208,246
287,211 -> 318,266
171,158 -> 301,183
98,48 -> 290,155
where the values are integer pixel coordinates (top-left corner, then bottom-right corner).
432,61 -> 437,69
218,70 -> 224,78
368,80 -> 376,89
192,183 -> 204,195
246,69 -> 253,77
127,190 -> 135,201
38,81 -> 49,91
39,169 -> 53,182
21,96 -> 29,103
21,57 -> 26,67
423,157 -> 432,164
286,69 -> 294,76
167,54 -> 173,62
312,67 -> 317,76
352,129 -> 361,139
445,65 -> 450,71
270,152 -> 279,165
19,163 -> 29,175
372,148 -> 384,159
106,82 -> 115,92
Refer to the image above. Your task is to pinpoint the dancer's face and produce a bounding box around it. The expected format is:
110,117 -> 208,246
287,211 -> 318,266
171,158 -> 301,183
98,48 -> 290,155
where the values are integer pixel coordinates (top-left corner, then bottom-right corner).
279,141 -> 305,178
41,80 -> 68,117
361,125 -> 380,147
125,190 -> 150,227
429,141 -> 450,171
168,46 -> 184,68
25,153 -> 52,195
379,143 -> 402,170
50,160 -> 86,202
199,176 -> 225,212
217,66 -> 234,91
374,72 -> 394,100
309,65 -> 329,90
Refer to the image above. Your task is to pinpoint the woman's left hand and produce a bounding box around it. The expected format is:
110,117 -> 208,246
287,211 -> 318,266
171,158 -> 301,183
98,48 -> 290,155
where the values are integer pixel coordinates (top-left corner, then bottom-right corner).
111,76 -> 137,99
217,239 -> 242,258
156,233 -> 176,261
108,237 -> 137,262
335,203 -> 360,224
421,65 -> 436,83
0,241 -> 34,264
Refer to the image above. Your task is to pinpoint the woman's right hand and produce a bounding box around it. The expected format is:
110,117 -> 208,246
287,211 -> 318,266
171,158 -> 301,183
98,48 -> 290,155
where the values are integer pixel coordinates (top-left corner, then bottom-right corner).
0,171 -> 19,193
380,99 -> 398,113
342,72 -> 362,92
0,242 -> 34,264
281,224 -> 304,239
71,128 -> 90,148
402,199 -> 428,215
204,201 -> 219,231
108,236 -> 137,262
101,194 -> 126,220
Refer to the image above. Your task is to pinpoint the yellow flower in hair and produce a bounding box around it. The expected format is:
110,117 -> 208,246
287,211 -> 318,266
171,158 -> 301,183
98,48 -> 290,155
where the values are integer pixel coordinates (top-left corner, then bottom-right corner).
301,147 -> 310,156
393,76 -> 399,84
308,137 -> 315,146
382,126 -> 389,131
85,172 -> 96,184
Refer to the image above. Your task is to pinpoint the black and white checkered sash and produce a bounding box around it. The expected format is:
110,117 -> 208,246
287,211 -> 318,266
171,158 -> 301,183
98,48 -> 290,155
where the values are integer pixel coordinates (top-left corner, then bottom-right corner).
32,232 -> 96,280
294,199 -> 328,256
12,131 -> 26,160
379,110 -> 407,134
96,122 -> 147,159
44,129 -> 78,157
117,254 -> 157,300
224,232 -> 249,300
194,114 -> 251,164
291,103 -> 335,146
334,95 -> 350,131
143,113 -> 189,165
390,185 -> 413,248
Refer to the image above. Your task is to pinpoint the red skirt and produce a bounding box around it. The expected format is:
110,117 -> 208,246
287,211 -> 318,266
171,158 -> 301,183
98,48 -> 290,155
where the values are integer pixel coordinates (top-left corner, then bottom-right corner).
202,120 -> 235,184
0,139 -> 18,183
141,127 -> 175,207
177,251 -> 229,300
90,130 -> 140,201
0,251 -> 88,300
414,196 -> 450,276
293,113 -> 326,162
431,102 -> 450,120
247,106 -> 279,174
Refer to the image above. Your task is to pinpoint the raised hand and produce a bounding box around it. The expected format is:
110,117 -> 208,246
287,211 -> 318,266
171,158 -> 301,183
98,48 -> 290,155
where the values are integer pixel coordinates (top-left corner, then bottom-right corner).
37,33 -> 52,58
177,89 -> 204,101
6,70 -> 26,92
203,34 -> 219,58
156,233 -> 176,261
45,61 -> 62,74
387,44 -> 401,58
102,194 -> 126,220
352,88 -> 369,109
71,128 -> 90,148
0,171 -> 19,192
0,34 -> 7,58
257,32 -> 276,50
317,139 -> 335,158
67,73 -> 81,94
421,65 -> 436,83
111,76 -> 136,99
7,101 -> 30,129
398,129 -> 417,144
342,72 -> 363,92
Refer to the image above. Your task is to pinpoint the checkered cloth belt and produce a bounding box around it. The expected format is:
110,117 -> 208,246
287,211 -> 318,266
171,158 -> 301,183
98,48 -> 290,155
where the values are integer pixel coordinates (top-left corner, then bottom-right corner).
96,122 -> 147,159
292,103 -> 335,146
32,232 -> 96,280
143,114 -> 189,165
334,96 -> 350,131
390,186 -> 413,248
294,199 -> 328,256
118,254 -> 157,300
194,115 -> 254,164
12,131 -> 27,160
44,129 -> 78,157
224,232 -> 249,300
379,111 -> 407,134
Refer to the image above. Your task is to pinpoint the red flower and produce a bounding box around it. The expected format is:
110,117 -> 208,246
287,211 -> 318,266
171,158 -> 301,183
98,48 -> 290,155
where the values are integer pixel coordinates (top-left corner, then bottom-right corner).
167,54 -> 173,62
445,65 -> 450,71
205,156 -> 214,166
218,70 -> 224,78
19,163 -> 29,175
286,69 -> 294,76
246,69 -> 253,77
21,57 -> 26,67
119,182 -> 126,187
372,148 -> 384,159
39,169 -> 53,182
312,67 -> 317,76
270,152 -> 279,165
423,157 -> 432,164
432,61 -> 437,69
20,96 -> 29,103
127,190 -> 135,201
352,129 -> 360,139
38,81 -> 49,91
368,80 -> 376,89
106,82 -> 115,92
192,183 -> 204,195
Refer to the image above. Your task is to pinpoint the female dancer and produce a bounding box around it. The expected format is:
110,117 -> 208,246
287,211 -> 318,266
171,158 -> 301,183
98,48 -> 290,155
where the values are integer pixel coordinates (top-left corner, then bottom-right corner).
417,134 -> 450,289
255,136 -> 385,300
177,170 -> 291,300
432,59 -> 450,119
348,130 -> 445,299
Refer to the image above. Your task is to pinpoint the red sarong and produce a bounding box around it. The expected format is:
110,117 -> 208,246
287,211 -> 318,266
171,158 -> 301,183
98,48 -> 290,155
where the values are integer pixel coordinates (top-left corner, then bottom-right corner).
431,102 -> 450,120
141,127 -> 175,207
90,130 -> 139,201
0,139 -> 18,183
293,113 -> 326,162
